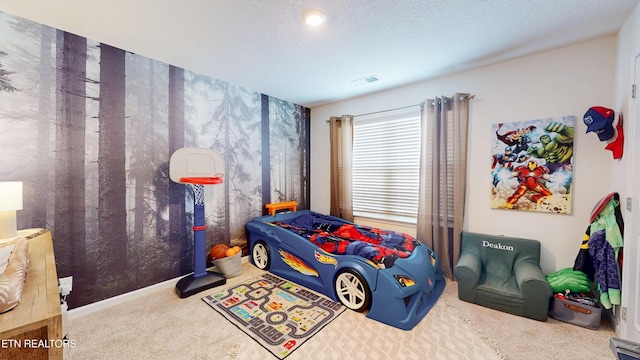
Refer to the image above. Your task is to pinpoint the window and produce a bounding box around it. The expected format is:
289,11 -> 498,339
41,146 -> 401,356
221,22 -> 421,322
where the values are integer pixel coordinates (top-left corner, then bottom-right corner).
352,110 -> 421,223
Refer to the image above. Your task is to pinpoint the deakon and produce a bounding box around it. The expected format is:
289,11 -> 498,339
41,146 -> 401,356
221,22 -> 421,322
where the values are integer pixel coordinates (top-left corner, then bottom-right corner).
482,240 -> 514,251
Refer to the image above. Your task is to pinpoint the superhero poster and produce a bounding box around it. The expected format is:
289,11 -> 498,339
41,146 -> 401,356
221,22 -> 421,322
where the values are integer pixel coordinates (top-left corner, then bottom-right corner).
490,116 -> 574,214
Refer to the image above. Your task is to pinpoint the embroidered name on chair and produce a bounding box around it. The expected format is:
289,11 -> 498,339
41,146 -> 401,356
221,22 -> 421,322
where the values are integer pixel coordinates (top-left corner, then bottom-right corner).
482,241 -> 514,251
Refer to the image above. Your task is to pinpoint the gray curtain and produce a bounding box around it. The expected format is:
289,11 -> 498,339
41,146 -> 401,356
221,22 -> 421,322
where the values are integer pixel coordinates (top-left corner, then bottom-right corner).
329,115 -> 354,221
417,93 -> 472,279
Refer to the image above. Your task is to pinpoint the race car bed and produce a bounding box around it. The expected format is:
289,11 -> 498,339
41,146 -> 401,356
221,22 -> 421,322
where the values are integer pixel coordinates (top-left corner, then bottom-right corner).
245,206 -> 445,330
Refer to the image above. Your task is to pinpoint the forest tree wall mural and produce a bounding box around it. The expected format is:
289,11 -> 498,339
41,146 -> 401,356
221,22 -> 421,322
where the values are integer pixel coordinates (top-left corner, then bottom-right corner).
0,11 -> 310,308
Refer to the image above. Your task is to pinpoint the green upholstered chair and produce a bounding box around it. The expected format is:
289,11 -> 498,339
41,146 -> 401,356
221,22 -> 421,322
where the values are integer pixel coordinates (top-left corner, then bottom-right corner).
454,232 -> 552,321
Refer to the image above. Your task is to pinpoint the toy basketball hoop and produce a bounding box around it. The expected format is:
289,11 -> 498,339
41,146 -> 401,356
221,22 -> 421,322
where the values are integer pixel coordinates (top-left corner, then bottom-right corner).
169,148 -> 226,298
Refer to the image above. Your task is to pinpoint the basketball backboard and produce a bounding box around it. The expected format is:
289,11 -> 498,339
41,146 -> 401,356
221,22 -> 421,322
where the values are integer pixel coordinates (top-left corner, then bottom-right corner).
169,148 -> 224,184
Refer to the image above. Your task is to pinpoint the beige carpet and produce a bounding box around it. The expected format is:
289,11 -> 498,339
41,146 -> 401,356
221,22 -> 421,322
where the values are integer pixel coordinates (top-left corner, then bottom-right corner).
442,283 -> 617,360
63,262 -> 615,359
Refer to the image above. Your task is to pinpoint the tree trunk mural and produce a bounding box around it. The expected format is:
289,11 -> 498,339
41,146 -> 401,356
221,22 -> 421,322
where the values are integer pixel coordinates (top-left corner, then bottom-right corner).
261,94 -> 271,210
96,44 -> 128,289
31,26 -> 54,228
0,11 -> 309,307
269,98 -> 307,206
54,31 -> 91,307
301,106 -> 311,209
168,65 -> 188,275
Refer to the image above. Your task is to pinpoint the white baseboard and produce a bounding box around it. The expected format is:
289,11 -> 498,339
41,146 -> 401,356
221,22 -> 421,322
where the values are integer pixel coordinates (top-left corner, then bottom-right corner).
68,255 -> 249,320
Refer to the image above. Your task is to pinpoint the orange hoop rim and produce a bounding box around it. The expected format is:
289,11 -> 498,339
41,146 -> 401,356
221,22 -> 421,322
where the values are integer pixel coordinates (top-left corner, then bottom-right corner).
179,176 -> 223,185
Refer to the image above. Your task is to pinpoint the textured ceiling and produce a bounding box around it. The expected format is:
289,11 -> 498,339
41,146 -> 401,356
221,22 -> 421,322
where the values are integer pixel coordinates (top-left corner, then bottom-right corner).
0,0 -> 638,107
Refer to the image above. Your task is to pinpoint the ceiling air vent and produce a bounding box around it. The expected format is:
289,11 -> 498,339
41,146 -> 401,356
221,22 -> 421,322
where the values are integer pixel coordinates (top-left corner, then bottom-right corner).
351,75 -> 380,86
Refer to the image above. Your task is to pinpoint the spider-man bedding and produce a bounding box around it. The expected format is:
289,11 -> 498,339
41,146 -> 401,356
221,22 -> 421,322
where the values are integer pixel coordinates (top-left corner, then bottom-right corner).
272,212 -> 417,268
246,209 -> 445,330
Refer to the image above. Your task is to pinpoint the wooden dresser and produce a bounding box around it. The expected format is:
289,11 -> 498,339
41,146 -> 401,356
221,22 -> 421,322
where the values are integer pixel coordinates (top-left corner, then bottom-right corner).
0,229 -> 62,360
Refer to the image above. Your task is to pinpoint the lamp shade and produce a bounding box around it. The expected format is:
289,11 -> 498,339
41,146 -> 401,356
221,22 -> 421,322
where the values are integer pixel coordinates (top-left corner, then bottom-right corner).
0,182 -> 23,211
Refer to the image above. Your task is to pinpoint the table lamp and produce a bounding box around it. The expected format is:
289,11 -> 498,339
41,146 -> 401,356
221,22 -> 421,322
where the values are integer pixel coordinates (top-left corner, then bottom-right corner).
0,181 -> 23,239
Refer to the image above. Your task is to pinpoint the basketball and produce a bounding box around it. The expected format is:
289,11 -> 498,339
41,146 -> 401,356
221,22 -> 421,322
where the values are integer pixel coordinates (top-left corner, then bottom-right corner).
225,246 -> 241,257
209,244 -> 229,260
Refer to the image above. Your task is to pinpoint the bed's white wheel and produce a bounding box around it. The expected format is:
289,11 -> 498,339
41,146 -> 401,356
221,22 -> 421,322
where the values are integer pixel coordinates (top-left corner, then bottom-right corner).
252,241 -> 270,270
334,270 -> 371,312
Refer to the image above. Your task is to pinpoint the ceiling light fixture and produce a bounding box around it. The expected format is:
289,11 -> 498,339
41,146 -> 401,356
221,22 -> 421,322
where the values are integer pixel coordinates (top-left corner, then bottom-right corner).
303,9 -> 326,26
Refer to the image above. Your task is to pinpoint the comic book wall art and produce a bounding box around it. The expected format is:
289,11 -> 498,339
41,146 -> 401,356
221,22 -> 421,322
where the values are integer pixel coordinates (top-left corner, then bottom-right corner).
490,117 -> 574,214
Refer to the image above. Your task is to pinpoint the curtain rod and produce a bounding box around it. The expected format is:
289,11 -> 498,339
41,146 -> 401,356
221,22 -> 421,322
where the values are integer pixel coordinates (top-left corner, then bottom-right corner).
325,93 -> 475,122
324,103 -> 421,123
353,103 -> 422,118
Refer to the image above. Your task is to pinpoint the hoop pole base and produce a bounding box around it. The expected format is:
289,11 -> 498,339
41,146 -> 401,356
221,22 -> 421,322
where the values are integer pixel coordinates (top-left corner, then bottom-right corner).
175,182 -> 226,298
175,271 -> 226,298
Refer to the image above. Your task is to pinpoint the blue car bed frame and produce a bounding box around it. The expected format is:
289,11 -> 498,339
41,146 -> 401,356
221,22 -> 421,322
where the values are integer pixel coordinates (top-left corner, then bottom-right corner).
245,206 -> 445,330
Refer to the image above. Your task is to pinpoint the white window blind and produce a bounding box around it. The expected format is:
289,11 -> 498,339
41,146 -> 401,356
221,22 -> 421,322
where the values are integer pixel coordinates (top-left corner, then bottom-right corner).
352,110 -> 421,223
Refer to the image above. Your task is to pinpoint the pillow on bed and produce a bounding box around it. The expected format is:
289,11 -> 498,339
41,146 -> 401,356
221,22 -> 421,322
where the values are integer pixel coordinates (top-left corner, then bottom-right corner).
0,237 -> 29,313
0,243 -> 16,274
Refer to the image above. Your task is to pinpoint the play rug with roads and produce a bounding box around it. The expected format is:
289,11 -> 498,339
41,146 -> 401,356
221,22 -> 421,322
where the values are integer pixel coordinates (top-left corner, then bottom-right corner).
202,273 -> 346,359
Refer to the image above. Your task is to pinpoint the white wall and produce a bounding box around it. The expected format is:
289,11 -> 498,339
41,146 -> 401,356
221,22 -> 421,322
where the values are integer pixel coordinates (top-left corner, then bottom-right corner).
614,2 -> 640,340
615,0 -> 640,196
311,36 -> 617,274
